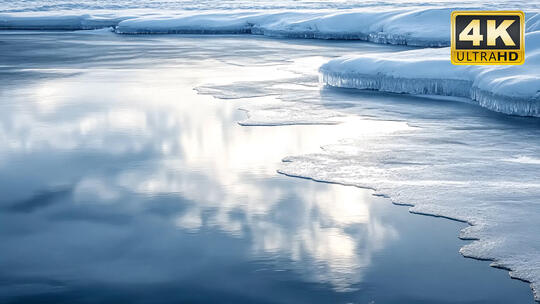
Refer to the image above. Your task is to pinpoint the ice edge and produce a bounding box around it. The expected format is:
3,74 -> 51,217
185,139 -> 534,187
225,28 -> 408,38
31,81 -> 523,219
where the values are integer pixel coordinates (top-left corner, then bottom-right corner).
277,167 -> 540,302
320,70 -> 540,118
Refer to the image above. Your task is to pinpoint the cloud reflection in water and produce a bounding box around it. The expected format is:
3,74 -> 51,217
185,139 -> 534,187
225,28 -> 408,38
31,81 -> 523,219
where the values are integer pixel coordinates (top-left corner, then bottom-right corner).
0,34 -> 407,301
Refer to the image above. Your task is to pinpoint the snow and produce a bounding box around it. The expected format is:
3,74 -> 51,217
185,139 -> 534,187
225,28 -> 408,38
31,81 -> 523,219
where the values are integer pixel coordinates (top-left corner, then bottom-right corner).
2,0 -> 540,301
0,9 -> 538,47
278,122 -> 540,301
194,36 -> 540,301
320,31 -> 540,117
0,12 -> 125,30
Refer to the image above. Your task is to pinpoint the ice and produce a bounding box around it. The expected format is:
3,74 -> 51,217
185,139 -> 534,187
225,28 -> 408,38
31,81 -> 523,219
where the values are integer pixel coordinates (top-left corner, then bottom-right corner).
1,9 -> 538,47
196,77 -> 345,126
0,12 -> 125,30
2,0 -> 540,301
115,12 -> 259,35
320,31 -> 540,117
278,119 -> 540,301
111,9 -> 503,46
196,46 -> 540,301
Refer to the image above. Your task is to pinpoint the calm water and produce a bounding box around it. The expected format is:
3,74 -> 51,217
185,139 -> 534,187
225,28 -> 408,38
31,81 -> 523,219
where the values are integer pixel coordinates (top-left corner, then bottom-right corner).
0,31 -> 534,303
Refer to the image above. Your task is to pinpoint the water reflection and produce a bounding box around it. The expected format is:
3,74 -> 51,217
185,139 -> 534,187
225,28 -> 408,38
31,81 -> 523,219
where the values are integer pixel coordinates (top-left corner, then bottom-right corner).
0,33 -> 533,303
0,33 -> 407,302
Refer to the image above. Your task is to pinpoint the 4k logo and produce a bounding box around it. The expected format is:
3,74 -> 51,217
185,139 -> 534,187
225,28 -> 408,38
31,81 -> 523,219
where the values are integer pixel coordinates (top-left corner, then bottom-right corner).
451,11 -> 524,65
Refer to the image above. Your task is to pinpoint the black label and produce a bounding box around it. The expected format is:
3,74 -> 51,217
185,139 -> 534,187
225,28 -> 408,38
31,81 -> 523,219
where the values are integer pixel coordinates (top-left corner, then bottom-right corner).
454,15 -> 521,50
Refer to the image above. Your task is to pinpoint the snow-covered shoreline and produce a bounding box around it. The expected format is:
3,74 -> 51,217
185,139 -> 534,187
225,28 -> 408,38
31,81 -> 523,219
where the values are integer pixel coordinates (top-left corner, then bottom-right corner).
0,9 -> 538,47
114,9 -> 453,46
320,31 -> 540,117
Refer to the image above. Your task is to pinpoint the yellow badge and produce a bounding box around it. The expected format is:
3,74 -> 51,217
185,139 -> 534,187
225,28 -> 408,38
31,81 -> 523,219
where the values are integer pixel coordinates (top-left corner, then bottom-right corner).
451,11 -> 525,65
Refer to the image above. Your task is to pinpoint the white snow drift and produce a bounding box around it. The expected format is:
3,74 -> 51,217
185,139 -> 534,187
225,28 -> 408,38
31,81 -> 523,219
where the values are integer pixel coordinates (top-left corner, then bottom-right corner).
114,9 -> 455,46
320,31 -> 540,117
0,12 -> 124,30
1,9 -> 538,47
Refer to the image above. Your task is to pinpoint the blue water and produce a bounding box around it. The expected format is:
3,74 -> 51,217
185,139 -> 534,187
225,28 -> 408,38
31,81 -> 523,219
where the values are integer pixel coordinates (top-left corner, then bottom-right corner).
0,32 -> 534,303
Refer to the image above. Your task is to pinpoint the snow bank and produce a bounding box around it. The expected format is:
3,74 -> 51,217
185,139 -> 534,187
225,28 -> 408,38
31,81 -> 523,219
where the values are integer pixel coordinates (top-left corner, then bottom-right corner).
320,31 -> 540,117
2,9 -> 539,47
111,10 -> 540,46
0,9 -> 535,46
113,8 -> 457,46
0,12 -> 125,30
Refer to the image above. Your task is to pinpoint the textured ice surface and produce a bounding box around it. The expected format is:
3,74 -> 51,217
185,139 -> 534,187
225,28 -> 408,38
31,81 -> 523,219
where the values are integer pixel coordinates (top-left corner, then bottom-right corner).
314,30 -> 540,300
196,79 -> 345,126
278,122 -> 540,301
0,13 -> 125,30
320,31 -> 540,117
199,53 -> 540,302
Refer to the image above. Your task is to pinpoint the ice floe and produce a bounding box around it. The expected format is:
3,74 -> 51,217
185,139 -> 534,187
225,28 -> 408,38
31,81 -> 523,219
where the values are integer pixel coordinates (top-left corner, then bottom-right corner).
320,31 -> 540,117
1,9 -> 538,47
278,120 -> 540,301
0,12 -> 125,30
196,42 -> 540,302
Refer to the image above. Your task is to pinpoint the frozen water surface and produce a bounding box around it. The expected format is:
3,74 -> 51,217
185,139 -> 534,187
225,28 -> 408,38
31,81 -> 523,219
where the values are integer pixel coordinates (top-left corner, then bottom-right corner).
1,0 -> 540,302
320,31 -> 540,117
0,31 -> 536,303
209,61 -> 540,299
